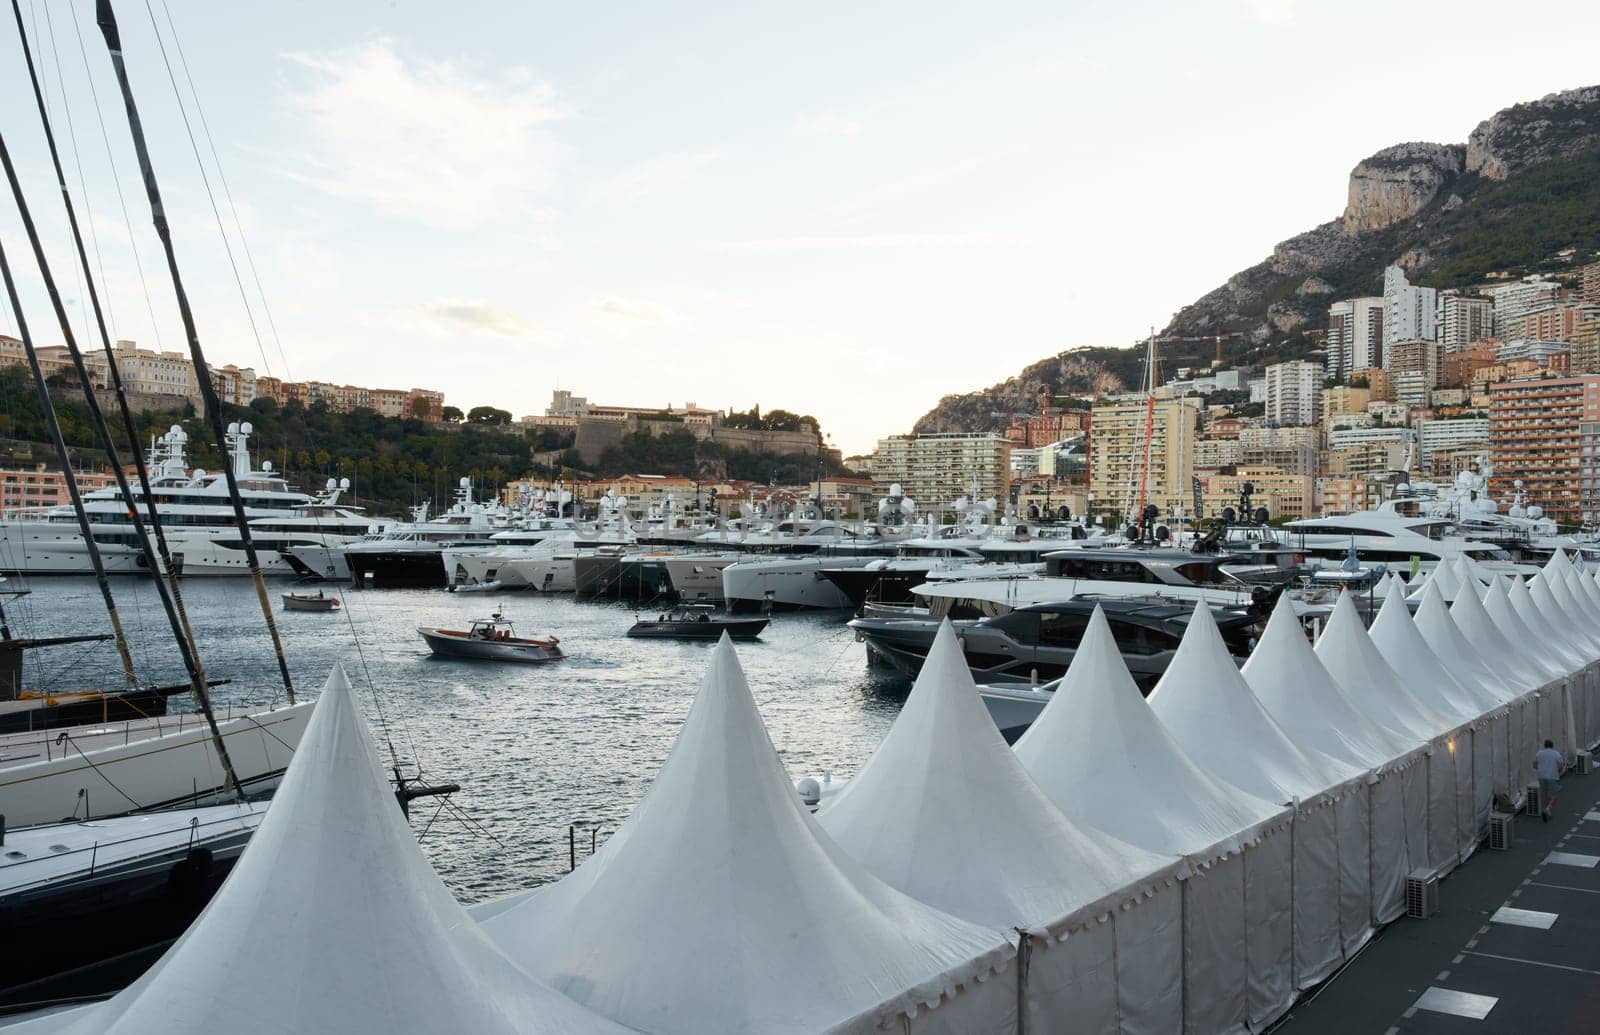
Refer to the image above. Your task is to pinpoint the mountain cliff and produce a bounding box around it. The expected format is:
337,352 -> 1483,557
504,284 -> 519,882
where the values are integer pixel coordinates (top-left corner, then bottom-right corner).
914,84 -> 1600,436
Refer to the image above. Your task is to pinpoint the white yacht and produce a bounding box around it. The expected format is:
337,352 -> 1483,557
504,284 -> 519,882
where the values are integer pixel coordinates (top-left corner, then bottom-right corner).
340,478 -> 503,588
171,478 -> 382,577
0,422 -> 313,577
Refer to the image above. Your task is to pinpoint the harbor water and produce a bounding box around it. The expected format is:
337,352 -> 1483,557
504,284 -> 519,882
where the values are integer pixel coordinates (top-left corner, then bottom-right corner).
10,577 -> 902,902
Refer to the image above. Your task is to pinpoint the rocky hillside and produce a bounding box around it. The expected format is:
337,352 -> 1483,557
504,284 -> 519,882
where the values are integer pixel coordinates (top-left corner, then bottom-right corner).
914,85 -> 1600,435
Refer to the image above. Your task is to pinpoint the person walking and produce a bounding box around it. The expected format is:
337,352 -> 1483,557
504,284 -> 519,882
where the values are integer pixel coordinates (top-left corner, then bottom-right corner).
1534,740 -> 1565,822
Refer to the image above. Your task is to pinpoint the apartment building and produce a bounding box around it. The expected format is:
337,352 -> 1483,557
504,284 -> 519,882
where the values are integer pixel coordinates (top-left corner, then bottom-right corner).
872,432 -> 1012,508
1487,374 -> 1600,525
1264,360 -> 1323,426
1435,294 -> 1493,353
0,464 -> 117,515
1327,297 -> 1383,378
1416,417 -> 1490,465
1085,397 -> 1199,520
1383,265 -> 1436,346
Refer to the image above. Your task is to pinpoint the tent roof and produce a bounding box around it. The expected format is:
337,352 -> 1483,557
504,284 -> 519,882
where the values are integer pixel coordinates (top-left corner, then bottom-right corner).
1452,576 -> 1548,690
1425,558 -> 1464,601
819,621 -> 1179,934
1483,576 -> 1566,684
1147,601 -> 1359,804
1013,605 -> 1286,862
1240,592 -> 1409,768
481,636 -> 1014,1035
1414,580 -> 1517,703
23,665 -> 634,1035
1520,576 -> 1590,670
1368,576 -> 1481,725
1544,572 -> 1600,654
1566,568 -> 1600,630
1315,592 -> 1450,742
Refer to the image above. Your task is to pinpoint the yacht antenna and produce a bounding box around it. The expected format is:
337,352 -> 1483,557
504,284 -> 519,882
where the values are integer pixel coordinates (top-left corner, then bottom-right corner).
96,0 -> 294,701
5,0 -> 243,794
0,196 -> 136,690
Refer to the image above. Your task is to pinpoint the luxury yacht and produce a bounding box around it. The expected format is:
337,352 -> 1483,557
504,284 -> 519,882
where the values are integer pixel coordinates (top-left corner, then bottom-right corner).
341,478 -> 502,588
172,478 -> 382,577
0,423 -> 312,576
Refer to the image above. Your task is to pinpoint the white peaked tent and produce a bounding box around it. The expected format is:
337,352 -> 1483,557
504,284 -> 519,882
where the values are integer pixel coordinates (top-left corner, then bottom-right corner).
1415,581 -> 1519,798
481,637 -> 1018,1035
7,665 -> 635,1035
1148,603 -> 1365,997
1563,568 -> 1600,747
1014,606 -> 1291,1035
1513,575 -> 1588,675
1240,593 -> 1402,934
1315,591 -> 1452,876
1525,576 -> 1583,755
819,622 -> 1187,1035
1484,576 -> 1570,688
1458,574 -> 1559,695
1369,578 -> 1489,863
1421,558 -> 1464,602
1541,572 -> 1592,747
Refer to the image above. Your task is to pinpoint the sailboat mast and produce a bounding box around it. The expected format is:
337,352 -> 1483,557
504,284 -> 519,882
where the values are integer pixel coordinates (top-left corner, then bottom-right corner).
96,0 -> 294,703
0,228 -> 136,689
3,9 -> 245,800
1135,328 -> 1158,532
8,0 -> 204,668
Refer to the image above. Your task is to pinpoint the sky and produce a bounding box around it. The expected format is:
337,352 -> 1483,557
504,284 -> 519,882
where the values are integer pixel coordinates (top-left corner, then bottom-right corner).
0,1 -> 1597,457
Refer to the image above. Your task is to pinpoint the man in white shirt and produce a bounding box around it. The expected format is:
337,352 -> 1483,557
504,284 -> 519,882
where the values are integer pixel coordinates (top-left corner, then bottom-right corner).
1534,740 -> 1565,822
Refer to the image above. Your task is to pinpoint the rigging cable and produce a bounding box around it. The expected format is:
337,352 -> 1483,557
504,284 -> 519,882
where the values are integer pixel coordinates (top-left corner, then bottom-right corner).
135,0 -> 274,380
7,0 -> 246,797
94,0 -> 296,705
68,0 -> 164,350
153,0 -> 292,381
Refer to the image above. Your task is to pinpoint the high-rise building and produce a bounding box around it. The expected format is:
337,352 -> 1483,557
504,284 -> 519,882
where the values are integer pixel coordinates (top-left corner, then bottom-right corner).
1516,303 -> 1600,344
1383,339 -> 1441,407
1489,275 -> 1561,338
871,432 -> 1012,509
1383,265 -> 1437,347
1086,397 -> 1200,521
1327,297 -> 1384,378
1239,425 -> 1321,476
1435,294 -> 1492,352
1488,374 -> 1600,524
1264,360 -> 1323,426
1583,260 -> 1600,306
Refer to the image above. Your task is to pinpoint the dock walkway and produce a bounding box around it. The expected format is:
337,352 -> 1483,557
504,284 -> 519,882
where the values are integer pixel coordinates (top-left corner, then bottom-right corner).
1279,765 -> 1600,1033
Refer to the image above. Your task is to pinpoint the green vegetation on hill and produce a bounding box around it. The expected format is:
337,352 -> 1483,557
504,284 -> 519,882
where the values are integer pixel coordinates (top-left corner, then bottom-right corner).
594,428 -> 853,483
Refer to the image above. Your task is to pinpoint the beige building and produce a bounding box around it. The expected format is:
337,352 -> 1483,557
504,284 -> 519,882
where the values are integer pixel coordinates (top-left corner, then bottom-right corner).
1087,397 -> 1200,521
1,464 -> 117,516
1202,467 -> 1315,521
1321,385 -> 1371,420
1192,437 -> 1243,470
872,432 -> 1012,511
1318,476 -> 1379,515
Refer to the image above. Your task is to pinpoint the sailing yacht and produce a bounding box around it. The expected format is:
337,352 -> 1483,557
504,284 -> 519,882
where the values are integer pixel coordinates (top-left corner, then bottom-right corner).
0,422 -> 313,576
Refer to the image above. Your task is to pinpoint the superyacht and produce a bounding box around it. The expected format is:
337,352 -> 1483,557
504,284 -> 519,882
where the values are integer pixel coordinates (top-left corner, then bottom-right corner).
0,423 -> 313,576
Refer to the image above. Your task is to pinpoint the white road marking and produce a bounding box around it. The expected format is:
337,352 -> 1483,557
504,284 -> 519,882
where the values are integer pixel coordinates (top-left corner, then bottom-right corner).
1414,987 -> 1497,1020
1491,906 -> 1558,929
1544,851 -> 1600,868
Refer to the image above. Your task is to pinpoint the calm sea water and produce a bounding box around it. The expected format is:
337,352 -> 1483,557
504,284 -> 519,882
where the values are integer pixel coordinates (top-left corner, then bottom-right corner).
8,576 -> 907,902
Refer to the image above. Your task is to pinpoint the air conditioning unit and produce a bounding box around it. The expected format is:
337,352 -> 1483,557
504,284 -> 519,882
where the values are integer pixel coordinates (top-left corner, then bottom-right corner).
1579,751 -> 1594,776
1526,783 -> 1544,816
1489,812 -> 1514,851
1406,869 -> 1440,919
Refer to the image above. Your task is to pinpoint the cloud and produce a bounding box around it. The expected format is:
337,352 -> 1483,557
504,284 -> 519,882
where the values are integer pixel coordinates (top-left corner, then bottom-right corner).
421,299 -> 534,336
593,297 -> 666,321
586,151 -> 720,204
1244,0 -> 1295,24
793,112 -> 863,137
283,40 -> 568,230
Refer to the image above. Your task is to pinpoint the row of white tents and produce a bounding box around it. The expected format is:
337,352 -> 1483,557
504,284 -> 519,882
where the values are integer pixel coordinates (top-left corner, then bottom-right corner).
14,552 -> 1600,1034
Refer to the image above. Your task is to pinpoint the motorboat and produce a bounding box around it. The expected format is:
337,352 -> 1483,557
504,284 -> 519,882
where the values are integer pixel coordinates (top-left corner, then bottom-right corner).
850,595 -> 1265,689
417,611 -> 564,663
627,604 -> 769,640
282,590 -> 340,612
343,478 -> 505,588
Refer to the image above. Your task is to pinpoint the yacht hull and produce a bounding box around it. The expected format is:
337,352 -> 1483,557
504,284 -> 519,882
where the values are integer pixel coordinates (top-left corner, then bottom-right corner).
0,701 -> 313,828
722,556 -> 862,613
348,548 -> 450,589
285,544 -> 353,581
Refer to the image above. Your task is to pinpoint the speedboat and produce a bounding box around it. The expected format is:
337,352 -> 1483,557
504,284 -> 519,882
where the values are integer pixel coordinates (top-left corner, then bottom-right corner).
627,604 -> 769,640
417,611 -> 563,663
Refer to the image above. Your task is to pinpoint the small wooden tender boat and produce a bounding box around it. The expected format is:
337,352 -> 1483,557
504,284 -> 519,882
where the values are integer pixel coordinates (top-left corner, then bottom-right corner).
282,591 -> 340,613
416,611 -> 563,663
627,604 -> 769,641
